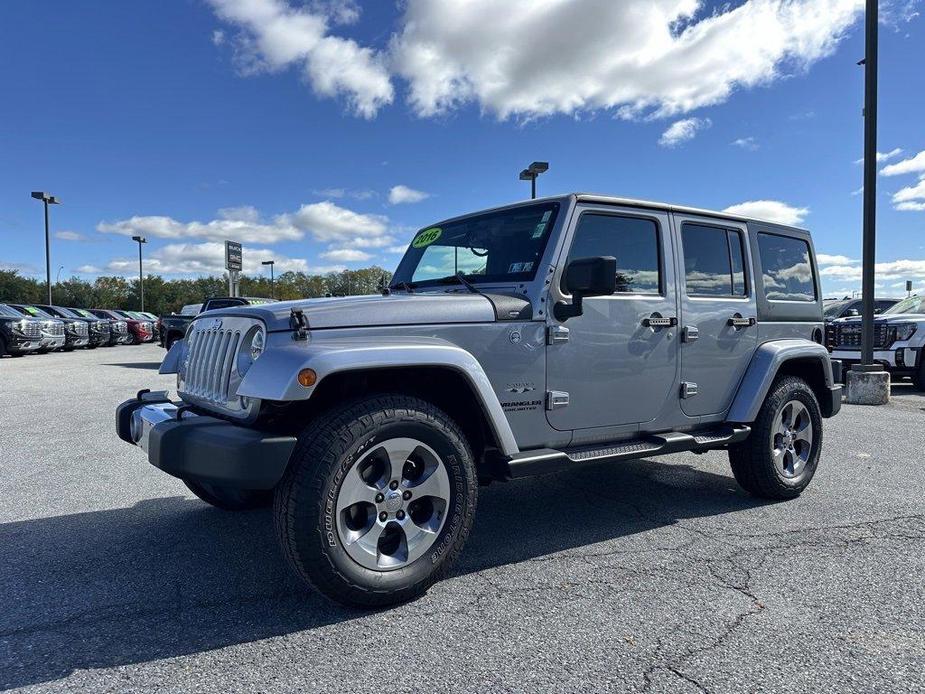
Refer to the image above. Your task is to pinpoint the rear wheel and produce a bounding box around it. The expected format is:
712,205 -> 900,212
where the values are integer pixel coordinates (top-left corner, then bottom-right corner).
183,479 -> 272,511
274,394 -> 478,607
729,376 -> 823,500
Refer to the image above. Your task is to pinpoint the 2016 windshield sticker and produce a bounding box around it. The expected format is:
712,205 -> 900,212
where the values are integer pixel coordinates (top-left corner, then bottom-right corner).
412,227 -> 442,248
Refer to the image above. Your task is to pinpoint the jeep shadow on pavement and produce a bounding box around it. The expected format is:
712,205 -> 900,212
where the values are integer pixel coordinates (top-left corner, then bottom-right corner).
116,193 -> 842,607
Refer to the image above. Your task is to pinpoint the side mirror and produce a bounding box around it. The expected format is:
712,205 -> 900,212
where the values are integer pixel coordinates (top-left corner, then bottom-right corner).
874,308 -> 883,314
554,256 -> 617,321
846,308 -> 860,317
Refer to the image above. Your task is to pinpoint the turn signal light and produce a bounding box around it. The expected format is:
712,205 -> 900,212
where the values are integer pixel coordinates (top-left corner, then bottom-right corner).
297,369 -> 317,387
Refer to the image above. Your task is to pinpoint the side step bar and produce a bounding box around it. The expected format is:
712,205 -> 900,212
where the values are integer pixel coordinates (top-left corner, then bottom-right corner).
506,425 -> 751,479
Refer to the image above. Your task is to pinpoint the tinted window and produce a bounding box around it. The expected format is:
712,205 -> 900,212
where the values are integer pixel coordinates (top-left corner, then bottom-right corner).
682,224 -> 747,297
758,233 -> 816,302
0,304 -> 20,318
563,214 -> 661,294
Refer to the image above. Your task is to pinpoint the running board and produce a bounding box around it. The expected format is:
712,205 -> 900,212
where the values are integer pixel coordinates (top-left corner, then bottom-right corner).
506,425 -> 751,479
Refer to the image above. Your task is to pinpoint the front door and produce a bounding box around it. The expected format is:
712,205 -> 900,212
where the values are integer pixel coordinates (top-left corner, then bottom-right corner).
674,216 -> 757,417
546,206 -> 679,431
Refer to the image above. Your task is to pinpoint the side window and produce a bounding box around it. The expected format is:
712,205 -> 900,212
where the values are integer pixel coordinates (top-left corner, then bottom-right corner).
757,233 -> 816,302
563,214 -> 661,294
681,223 -> 748,297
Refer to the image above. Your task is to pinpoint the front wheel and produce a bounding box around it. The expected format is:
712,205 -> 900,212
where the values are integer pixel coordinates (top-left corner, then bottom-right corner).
912,360 -> 925,392
274,394 -> 478,607
729,376 -> 823,500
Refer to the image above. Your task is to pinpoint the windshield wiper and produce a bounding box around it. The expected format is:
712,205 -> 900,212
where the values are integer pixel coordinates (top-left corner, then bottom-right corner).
432,272 -> 481,295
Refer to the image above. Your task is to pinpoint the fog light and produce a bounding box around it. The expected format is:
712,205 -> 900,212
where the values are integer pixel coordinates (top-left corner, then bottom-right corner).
297,368 -> 317,387
130,410 -> 144,443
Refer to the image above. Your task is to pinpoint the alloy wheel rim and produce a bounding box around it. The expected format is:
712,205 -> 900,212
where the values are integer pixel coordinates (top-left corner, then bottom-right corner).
772,400 -> 813,479
335,437 -> 451,571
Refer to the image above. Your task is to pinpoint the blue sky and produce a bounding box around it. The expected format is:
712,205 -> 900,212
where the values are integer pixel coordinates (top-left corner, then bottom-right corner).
1,0 -> 923,297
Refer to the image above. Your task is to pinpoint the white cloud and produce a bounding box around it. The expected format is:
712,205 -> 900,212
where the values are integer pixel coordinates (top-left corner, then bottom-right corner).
854,147 -> 902,164
206,0 -> 392,118
722,200 -> 809,225
659,117 -> 710,147
212,29 -> 225,46
75,264 -> 102,274
388,185 -> 430,205
820,259 -> 925,283
319,248 -> 374,262
731,136 -> 758,150
892,176 -> 925,211
97,201 -> 393,248
817,254 -> 858,266
392,0 -> 863,120
288,201 -> 392,247
55,230 -> 88,241
0,261 -> 39,274
312,187 -> 376,200
104,242 -> 309,276
881,150 -> 925,176
387,244 -> 409,254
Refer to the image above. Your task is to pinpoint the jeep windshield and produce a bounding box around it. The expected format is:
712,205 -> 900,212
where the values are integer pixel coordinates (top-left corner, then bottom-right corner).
882,296 -> 925,315
391,202 -> 559,289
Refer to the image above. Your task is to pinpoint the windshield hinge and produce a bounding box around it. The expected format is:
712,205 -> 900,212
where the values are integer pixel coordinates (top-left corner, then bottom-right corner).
290,309 -> 309,341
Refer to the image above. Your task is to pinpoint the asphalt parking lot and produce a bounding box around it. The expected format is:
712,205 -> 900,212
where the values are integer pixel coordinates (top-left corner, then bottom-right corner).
1,345 -> 924,693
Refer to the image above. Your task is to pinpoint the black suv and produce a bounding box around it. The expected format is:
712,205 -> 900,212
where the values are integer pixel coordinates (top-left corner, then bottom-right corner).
35,304 -> 111,348
0,303 -> 44,356
823,297 -> 898,322
10,304 -> 90,350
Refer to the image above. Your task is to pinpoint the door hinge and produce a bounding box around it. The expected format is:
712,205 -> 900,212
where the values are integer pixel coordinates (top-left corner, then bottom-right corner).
546,390 -> 570,410
680,382 -> 698,399
682,325 -> 699,343
547,325 -> 570,344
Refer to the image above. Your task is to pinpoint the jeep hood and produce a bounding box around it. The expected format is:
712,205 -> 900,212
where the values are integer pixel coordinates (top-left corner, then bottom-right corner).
203,291 -> 532,332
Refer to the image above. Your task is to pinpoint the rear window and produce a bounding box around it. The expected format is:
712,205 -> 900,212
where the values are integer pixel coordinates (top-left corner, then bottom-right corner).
681,223 -> 747,297
758,233 -> 816,302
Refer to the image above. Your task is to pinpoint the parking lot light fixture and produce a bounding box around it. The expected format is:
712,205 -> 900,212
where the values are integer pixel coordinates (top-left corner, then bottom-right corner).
132,236 -> 147,312
31,191 -> 61,305
519,161 -> 549,199
262,260 -> 275,298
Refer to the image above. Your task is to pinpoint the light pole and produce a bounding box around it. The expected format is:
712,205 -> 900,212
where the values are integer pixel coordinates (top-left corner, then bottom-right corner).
262,260 -> 275,298
519,161 -> 549,199
31,191 -> 61,305
132,235 -> 147,311
56,265 -> 65,284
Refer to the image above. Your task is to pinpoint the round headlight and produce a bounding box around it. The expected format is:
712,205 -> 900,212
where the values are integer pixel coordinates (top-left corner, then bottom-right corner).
250,329 -> 265,360
237,327 -> 265,376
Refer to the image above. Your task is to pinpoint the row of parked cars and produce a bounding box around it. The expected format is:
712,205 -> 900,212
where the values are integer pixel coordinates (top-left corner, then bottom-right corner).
0,303 -> 159,357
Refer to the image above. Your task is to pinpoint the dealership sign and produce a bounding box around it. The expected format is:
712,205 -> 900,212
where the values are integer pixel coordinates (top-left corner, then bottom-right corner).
225,240 -> 242,271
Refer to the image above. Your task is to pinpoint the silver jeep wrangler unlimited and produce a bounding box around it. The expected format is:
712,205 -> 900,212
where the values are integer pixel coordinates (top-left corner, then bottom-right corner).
117,194 -> 842,606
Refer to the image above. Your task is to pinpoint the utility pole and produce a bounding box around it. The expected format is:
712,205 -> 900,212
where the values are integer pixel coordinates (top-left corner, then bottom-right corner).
262,260 -> 275,298
132,236 -> 147,311
859,0 -> 878,368
30,192 -> 61,305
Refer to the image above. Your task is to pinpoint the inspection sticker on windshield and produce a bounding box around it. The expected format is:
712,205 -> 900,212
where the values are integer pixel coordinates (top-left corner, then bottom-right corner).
412,227 -> 442,248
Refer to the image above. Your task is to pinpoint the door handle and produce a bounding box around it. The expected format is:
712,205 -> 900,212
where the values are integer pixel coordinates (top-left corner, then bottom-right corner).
642,315 -> 678,328
727,315 -> 756,328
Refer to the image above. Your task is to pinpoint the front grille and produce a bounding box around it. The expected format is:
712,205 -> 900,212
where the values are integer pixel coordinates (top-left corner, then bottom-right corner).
113,322 -> 127,334
44,321 -> 65,337
826,323 -> 890,350
69,322 -> 89,337
22,322 -> 41,338
178,316 -> 261,418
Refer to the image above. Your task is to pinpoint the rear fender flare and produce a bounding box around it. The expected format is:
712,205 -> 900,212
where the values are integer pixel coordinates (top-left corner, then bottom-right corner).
728,340 -> 834,423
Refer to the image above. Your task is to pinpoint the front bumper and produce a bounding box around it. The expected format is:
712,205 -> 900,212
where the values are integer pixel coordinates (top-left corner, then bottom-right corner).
830,348 -> 920,375
40,335 -> 66,350
116,395 -> 296,490
5,335 -> 41,353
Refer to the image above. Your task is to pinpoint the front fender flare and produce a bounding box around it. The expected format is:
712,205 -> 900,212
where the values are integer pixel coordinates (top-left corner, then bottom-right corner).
728,339 -> 835,423
237,337 -> 520,457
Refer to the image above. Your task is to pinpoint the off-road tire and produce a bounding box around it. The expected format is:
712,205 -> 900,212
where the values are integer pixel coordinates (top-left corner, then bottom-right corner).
184,479 -> 272,511
274,394 -> 478,608
729,376 -> 823,500
0,335 -> 6,356
165,334 -> 180,351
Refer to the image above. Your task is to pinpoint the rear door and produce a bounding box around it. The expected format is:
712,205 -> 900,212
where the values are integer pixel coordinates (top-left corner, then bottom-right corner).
675,215 -> 757,417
